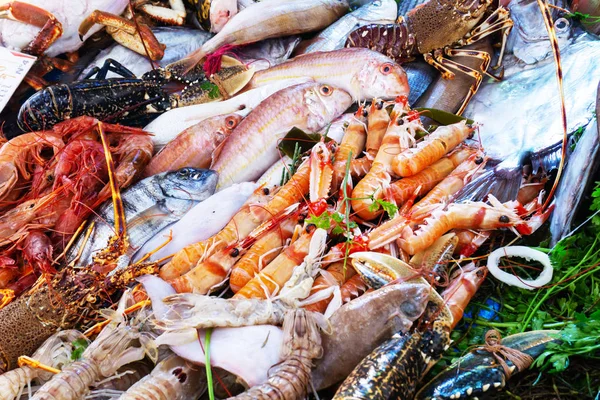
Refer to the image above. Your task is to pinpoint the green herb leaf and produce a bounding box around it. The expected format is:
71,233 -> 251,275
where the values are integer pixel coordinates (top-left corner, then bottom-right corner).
306,212 -> 332,230
199,81 -> 221,100
377,199 -> 398,218
71,338 -> 88,361
415,108 -> 475,126
277,127 -> 331,158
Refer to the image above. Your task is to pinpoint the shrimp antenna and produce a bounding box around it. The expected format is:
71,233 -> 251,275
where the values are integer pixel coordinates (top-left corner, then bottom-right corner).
536,0 -> 568,211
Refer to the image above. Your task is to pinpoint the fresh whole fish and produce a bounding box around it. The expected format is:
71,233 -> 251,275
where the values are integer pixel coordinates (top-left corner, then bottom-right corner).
144,77 -> 313,150
179,0 -> 349,68
67,168 -> 218,266
248,48 -> 409,101
311,283 -> 430,390
404,61 -> 438,106
140,275 -> 284,388
299,0 -> 397,54
459,33 -> 600,202
506,0 -> 572,64
133,182 -> 257,263
143,113 -> 243,177
212,82 -> 352,189
80,27 -> 213,80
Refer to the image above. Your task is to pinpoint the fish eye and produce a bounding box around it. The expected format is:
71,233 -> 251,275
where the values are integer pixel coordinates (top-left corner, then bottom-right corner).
499,215 -> 510,223
380,63 -> 393,75
177,169 -> 191,178
319,85 -> 332,96
225,116 -> 238,128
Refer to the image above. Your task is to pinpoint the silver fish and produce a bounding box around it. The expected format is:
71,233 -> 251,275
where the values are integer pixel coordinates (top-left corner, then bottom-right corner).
506,0 -> 572,64
405,61 -> 439,106
67,168 -> 218,266
80,27 -> 213,79
299,0 -> 397,54
459,33 -> 600,202
550,91 -> 599,245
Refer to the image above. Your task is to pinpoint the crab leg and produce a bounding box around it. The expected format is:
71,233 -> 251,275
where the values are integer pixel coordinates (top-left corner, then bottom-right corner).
0,1 -> 63,55
78,11 -> 165,61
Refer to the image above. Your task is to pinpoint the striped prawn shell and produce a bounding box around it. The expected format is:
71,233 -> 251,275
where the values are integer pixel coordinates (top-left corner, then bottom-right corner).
119,355 -> 206,400
0,367 -> 36,400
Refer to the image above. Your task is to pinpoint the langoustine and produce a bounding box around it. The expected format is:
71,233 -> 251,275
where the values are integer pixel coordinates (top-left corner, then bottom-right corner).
0,330 -> 87,400
117,353 -> 206,400
30,290 -> 157,400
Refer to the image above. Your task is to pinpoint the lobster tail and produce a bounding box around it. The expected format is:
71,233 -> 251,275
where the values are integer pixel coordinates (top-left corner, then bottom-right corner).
345,22 -> 418,64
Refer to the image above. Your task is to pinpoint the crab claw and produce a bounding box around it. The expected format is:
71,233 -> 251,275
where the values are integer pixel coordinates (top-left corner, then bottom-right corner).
350,251 -> 452,323
350,251 -> 421,289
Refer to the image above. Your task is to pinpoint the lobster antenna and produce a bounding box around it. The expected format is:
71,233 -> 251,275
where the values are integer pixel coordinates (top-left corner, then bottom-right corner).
97,122 -> 126,238
128,0 -> 157,71
536,0 -> 568,211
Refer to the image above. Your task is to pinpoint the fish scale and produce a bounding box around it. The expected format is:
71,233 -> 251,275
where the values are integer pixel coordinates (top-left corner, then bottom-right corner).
249,48 -> 409,101
212,82 -> 352,189
67,168 -> 218,266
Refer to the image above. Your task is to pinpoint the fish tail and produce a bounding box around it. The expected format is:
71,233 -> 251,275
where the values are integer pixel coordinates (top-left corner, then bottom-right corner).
454,163 -> 523,204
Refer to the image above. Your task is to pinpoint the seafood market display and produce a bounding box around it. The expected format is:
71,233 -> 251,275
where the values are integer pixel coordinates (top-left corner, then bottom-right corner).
0,0 -> 599,399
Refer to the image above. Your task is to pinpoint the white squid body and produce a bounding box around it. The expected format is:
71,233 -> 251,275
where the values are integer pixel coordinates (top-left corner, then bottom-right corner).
133,182 -> 257,263
140,275 -> 284,388
0,0 -> 128,56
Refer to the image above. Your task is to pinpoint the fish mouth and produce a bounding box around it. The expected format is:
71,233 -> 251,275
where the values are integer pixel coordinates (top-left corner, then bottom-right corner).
163,168 -> 219,200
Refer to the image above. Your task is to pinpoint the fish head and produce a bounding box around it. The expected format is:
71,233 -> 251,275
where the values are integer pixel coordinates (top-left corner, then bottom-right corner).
219,113 -> 243,135
160,168 -> 218,201
356,51 -> 409,101
304,83 -> 353,131
507,0 -> 572,64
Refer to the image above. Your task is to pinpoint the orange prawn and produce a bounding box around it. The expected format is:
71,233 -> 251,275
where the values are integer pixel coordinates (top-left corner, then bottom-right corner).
351,99 -> 420,220
233,228 -> 315,300
391,120 -> 475,177
331,107 -> 367,191
389,146 -> 475,205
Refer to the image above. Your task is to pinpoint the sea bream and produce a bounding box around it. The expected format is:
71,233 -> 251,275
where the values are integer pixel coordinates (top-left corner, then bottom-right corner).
67,168 -> 218,266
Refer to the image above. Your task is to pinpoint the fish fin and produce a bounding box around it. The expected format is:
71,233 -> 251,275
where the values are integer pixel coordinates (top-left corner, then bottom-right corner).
210,138 -> 229,168
454,163 -> 522,203
530,139 -> 568,174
